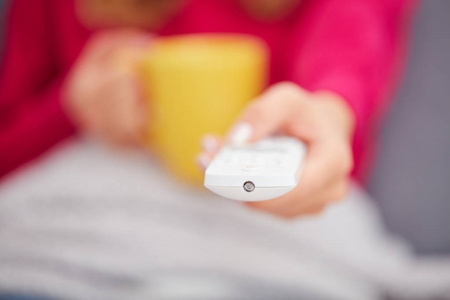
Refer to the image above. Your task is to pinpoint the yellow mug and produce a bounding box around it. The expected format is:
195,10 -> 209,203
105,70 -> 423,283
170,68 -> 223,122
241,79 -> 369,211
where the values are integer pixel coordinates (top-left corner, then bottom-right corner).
139,34 -> 268,185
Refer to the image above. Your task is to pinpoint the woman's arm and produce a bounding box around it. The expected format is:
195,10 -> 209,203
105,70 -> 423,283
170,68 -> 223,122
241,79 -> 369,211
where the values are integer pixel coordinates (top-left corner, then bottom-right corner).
0,0 -> 75,178
290,0 -> 417,179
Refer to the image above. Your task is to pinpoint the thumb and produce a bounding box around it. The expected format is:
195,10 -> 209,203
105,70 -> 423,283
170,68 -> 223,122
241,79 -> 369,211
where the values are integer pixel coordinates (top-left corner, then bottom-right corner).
226,82 -> 311,145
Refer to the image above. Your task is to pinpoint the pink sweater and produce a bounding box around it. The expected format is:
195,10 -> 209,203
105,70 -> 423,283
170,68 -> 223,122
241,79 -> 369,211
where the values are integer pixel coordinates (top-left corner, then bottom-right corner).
0,0 -> 415,180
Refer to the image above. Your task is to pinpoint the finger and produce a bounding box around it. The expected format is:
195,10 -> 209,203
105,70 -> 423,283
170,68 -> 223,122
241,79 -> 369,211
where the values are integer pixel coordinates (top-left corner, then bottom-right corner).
247,179 -> 349,218
83,29 -> 154,64
226,82 -> 311,145
201,135 -> 222,155
285,180 -> 349,216
105,75 -> 146,144
250,146 -> 334,210
245,192 -> 324,218
289,137 -> 352,201
323,180 -> 350,203
244,143 -> 347,213
115,76 -> 147,143
196,152 -> 212,171
112,45 -> 152,74
300,204 -> 327,216
80,72 -> 137,144
257,203 -> 327,219
75,87 -> 114,138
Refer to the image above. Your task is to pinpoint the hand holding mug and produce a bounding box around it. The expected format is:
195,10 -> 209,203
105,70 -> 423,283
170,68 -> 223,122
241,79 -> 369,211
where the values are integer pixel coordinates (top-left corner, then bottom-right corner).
63,29 -> 152,145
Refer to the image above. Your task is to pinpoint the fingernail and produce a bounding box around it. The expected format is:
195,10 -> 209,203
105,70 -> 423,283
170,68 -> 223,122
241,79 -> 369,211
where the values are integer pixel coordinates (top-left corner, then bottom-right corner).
228,122 -> 253,146
202,136 -> 219,154
196,153 -> 211,170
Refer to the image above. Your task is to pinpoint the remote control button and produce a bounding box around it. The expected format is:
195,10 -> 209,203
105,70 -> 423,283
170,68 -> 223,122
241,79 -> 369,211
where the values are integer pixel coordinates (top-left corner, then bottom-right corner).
243,181 -> 255,192
242,165 -> 258,172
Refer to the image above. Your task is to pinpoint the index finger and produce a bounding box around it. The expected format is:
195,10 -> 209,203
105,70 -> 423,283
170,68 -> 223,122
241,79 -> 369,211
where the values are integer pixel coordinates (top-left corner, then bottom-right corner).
226,82 -> 311,145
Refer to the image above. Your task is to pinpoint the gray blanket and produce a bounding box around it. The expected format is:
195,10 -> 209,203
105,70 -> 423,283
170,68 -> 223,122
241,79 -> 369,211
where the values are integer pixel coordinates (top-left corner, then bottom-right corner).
0,140 -> 449,300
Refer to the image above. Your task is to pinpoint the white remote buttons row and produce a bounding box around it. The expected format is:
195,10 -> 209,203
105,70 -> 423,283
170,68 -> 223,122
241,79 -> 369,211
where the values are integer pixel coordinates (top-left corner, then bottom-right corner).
204,136 -> 306,201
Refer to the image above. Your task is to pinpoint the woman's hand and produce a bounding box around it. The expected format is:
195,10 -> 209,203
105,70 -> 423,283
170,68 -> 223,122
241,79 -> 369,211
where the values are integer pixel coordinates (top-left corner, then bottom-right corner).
198,82 -> 356,218
63,29 -> 152,145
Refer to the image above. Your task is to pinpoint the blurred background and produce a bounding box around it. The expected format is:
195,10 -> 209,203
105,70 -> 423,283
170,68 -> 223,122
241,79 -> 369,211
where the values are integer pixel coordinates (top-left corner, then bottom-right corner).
368,0 -> 450,255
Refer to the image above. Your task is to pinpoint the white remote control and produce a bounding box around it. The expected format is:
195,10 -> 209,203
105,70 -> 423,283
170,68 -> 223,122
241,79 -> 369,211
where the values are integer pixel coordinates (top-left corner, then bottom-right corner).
204,136 -> 306,201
